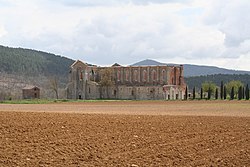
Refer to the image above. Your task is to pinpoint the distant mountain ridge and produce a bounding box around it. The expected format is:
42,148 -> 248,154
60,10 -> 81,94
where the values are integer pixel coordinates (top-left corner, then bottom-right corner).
131,59 -> 250,77
1,45 -> 250,78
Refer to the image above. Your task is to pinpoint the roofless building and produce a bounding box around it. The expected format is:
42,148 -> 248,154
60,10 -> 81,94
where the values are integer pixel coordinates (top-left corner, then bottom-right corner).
66,60 -> 186,100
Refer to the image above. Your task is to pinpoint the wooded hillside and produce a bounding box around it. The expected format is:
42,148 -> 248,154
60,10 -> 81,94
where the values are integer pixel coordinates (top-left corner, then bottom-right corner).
0,45 -> 75,99
0,45 -> 74,77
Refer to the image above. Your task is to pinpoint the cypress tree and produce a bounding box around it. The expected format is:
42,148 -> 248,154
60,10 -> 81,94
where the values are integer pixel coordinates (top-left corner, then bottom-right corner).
208,87 -> 211,100
220,81 -> 224,99
215,88 -> 218,100
242,87 -> 245,99
230,87 -> 234,100
193,87 -> 195,100
238,86 -> 242,100
224,86 -> 227,100
185,86 -> 188,100
200,87 -> 203,99
246,84 -> 249,100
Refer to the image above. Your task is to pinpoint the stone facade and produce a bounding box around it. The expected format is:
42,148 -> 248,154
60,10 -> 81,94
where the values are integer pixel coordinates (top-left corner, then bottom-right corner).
22,86 -> 40,99
66,60 -> 186,100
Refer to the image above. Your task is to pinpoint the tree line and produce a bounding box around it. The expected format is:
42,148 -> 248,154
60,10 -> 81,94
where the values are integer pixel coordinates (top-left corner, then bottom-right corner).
185,74 -> 250,89
185,80 -> 249,100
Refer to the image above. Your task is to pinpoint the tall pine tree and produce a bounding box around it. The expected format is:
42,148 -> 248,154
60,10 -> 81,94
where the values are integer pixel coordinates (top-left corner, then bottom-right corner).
230,87 -> 234,100
246,84 -> 249,100
193,87 -> 195,100
220,81 -> 224,99
215,88 -> 218,100
238,86 -> 242,100
208,87 -> 211,100
243,87 -> 245,99
200,87 -> 203,100
185,86 -> 188,100
224,86 -> 227,100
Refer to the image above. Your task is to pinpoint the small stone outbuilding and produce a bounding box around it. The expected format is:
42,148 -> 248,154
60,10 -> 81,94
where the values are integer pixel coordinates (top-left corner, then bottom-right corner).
22,86 -> 40,99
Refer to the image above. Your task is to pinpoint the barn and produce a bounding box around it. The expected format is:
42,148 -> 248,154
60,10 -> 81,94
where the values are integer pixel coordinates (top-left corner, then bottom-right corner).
22,86 -> 40,99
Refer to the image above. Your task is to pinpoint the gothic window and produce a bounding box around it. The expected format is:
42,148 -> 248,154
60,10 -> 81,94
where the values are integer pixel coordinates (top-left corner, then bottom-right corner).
80,71 -> 83,80
134,70 -> 138,81
125,69 -> 129,81
162,69 -> 166,82
152,70 -> 157,81
117,70 -> 121,81
143,70 -> 147,82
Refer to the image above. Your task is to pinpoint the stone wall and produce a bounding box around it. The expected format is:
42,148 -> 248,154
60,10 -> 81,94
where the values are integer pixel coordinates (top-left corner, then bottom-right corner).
22,87 -> 40,99
66,60 -> 186,100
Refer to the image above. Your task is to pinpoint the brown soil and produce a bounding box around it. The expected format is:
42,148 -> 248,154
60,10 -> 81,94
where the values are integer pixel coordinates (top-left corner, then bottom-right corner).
0,101 -> 250,166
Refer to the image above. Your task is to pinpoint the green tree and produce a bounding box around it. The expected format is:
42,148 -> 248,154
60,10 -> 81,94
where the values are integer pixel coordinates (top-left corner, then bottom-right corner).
185,86 -> 188,100
99,68 -> 114,98
200,87 -> 203,99
230,87 -> 234,100
215,88 -> 218,100
226,80 -> 244,98
242,87 -> 245,99
193,87 -> 195,100
246,84 -> 249,100
202,81 -> 216,98
208,87 -> 211,100
223,86 -> 227,100
238,86 -> 243,100
220,81 -> 224,99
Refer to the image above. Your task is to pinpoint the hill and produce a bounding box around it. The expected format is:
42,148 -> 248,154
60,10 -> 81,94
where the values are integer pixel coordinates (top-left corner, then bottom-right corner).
0,45 -> 75,99
131,59 -> 250,77
0,45 -> 74,77
1,45 -> 250,99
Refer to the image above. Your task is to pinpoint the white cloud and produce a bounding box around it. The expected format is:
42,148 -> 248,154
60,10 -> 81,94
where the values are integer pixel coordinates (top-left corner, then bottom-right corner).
0,0 -> 250,70
45,0 -> 191,7
0,25 -> 7,37
204,0 -> 250,47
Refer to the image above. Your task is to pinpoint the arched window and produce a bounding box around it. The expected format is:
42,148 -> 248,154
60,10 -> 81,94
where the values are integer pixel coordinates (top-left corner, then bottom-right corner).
78,67 -> 83,80
152,70 -> 157,81
117,70 -> 121,81
134,70 -> 138,81
80,71 -> 83,80
125,69 -> 129,81
162,69 -> 166,82
143,70 -> 147,82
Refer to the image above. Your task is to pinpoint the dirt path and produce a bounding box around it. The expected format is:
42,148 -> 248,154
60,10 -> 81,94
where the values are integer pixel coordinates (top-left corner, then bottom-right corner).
0,100 -> 250,116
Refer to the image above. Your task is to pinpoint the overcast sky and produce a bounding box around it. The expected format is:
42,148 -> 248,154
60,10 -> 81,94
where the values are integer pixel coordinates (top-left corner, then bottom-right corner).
0,0 -> 250,70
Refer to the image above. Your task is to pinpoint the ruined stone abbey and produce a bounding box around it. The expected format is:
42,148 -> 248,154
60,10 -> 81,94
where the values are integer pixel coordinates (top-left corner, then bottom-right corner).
66,60 -> 186,100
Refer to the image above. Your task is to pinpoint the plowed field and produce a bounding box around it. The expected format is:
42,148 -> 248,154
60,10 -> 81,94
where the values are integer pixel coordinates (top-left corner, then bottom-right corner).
0,101 -> 250,166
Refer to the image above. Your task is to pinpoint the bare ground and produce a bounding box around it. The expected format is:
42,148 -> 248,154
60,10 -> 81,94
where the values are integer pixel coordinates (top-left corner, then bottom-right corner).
0,101 -> 250,166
